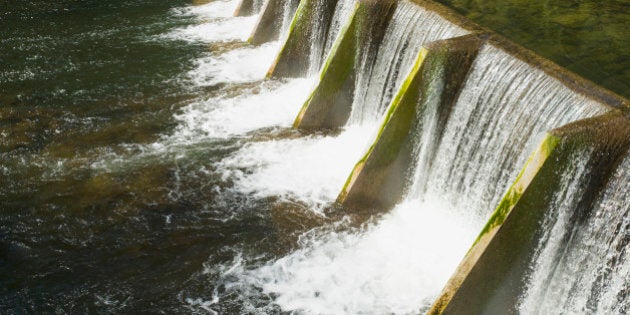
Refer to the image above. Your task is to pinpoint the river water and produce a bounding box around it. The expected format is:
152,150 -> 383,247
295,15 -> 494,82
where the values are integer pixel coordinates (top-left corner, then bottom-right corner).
1,0 -> 626,314
0,0 -> 312,312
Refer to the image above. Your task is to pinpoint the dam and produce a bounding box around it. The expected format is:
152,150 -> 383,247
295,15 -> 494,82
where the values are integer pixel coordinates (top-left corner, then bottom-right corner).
1,0 -> 627,313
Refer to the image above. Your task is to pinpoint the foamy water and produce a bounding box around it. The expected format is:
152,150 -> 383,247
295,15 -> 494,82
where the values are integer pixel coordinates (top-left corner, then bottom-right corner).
187,41 -> 281,86
219,124 -> 377,209
171,78 -> 315,141
165,16 -> 257,42
172,0 -> 240,19
235,196 -> 479,314
165,0 -> 258,42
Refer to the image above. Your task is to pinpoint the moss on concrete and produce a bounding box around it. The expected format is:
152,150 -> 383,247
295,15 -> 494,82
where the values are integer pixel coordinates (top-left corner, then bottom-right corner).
293,2 -> 360,129
429,112 -> 630,314
338,34 -> 483,213
293,0 -> 398,130
268,0 -> 343,78
472,134 -> 560,246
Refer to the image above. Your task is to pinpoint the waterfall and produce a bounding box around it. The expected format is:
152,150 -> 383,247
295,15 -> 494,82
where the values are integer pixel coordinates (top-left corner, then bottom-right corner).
306,0 -> 356,75
322,0 -> 356,58
519,151 -> 630,314
246,43 -> 611,313
183,0 -> 627,313
347,1 -> 467,125
407,44 -> 607,223
279,0 -> 300,37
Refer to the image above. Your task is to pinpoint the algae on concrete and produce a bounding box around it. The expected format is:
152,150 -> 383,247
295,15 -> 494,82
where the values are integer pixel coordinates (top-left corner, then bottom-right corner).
293,0 -> 398,130
338,34 -> 483,213
267,0 -> 342,78
429,112 -> 630,314
249,0 -> 300,45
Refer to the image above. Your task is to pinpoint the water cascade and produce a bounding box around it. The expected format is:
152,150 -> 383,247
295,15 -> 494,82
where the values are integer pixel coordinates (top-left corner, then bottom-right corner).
6,0 -> 628,312
185,0 -> 630,313
348,1 -> 468,125
51,0 -> 630,313
519,146 -> 630,314
294,0 -> 468,130
269,0 -> 359,77
432,113 -> 630,313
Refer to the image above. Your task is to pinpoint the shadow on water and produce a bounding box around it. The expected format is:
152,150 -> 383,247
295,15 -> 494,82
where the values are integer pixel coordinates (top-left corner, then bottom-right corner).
435,0 -> 630,99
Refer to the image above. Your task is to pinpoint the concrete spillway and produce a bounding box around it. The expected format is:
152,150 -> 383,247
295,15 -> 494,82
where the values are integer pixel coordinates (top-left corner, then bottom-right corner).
221,0 -> 630,312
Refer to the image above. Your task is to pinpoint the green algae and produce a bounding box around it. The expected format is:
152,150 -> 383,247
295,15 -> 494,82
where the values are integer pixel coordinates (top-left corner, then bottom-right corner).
471,133 -> 560,247
338,35 -> 482,212
430,113 -> 630,314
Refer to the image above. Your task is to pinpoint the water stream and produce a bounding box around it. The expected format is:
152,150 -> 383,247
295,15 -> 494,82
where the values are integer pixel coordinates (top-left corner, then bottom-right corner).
349,1 -> 467,124
519,151 -> 629,314
1,0 -> 626,313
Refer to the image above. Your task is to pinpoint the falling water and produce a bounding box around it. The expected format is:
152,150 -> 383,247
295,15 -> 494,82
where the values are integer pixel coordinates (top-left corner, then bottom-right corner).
408,44 -> 608,221
242,43 -> 612,313
303,0 -> 357,75
519,151 -> 630,314
348,1 -> 467,125
212,0 -> 364,207
279,0 -> 301,39
322,0 -> 357,56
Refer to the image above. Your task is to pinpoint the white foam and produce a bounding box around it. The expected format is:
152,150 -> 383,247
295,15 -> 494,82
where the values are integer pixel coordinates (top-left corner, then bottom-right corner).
173,0 -> 240,19
165,16 -> 257,43
171,78 -> 316,141
240,196 -> 479,314
187,41 -> 281,86
219,124 -> 377,209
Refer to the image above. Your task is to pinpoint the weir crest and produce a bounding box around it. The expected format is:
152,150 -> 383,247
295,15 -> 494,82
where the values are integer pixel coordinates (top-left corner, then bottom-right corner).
207,0 -> 630,312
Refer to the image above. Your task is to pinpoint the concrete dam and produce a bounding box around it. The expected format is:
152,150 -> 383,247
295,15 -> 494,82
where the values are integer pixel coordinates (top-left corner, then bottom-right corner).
222,0 -> 629,313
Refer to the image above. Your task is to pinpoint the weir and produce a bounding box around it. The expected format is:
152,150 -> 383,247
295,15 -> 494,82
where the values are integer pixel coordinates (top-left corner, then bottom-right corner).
293,0 -> 469,130
268,0 -> 358,77
215,0 -> 629,312
430,113 -> 630,314
248,0 -> 300,45
234,0 -> 265,16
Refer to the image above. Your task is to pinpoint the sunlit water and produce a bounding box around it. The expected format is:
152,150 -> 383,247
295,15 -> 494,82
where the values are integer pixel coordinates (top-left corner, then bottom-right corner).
218,124 -> 377,210
2,0 -> 626,314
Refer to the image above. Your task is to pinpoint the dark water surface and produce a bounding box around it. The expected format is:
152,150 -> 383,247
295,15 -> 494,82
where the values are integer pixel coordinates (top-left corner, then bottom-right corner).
436,0 -> 630,99
1,1 -> 303,313
1,0 -> 628,313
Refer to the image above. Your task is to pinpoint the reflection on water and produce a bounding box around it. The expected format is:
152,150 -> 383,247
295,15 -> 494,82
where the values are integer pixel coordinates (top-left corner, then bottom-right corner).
436,0 -> 630,99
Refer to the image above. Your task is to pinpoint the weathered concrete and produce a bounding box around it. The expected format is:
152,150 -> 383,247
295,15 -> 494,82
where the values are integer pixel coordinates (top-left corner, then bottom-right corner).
249,0 -> 300,45
251,0 -> 284,45
234,0 -> 257,16
267,0 -> 343,78
429,112 -> 630,314
292,0 -> 397,130
337,34 -> 484,213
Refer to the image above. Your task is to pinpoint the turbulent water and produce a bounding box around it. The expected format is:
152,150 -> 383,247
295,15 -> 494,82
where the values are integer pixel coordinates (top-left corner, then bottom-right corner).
519,150 -> 630,314
2,0 -> 626,314
0,0 -> 316,312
